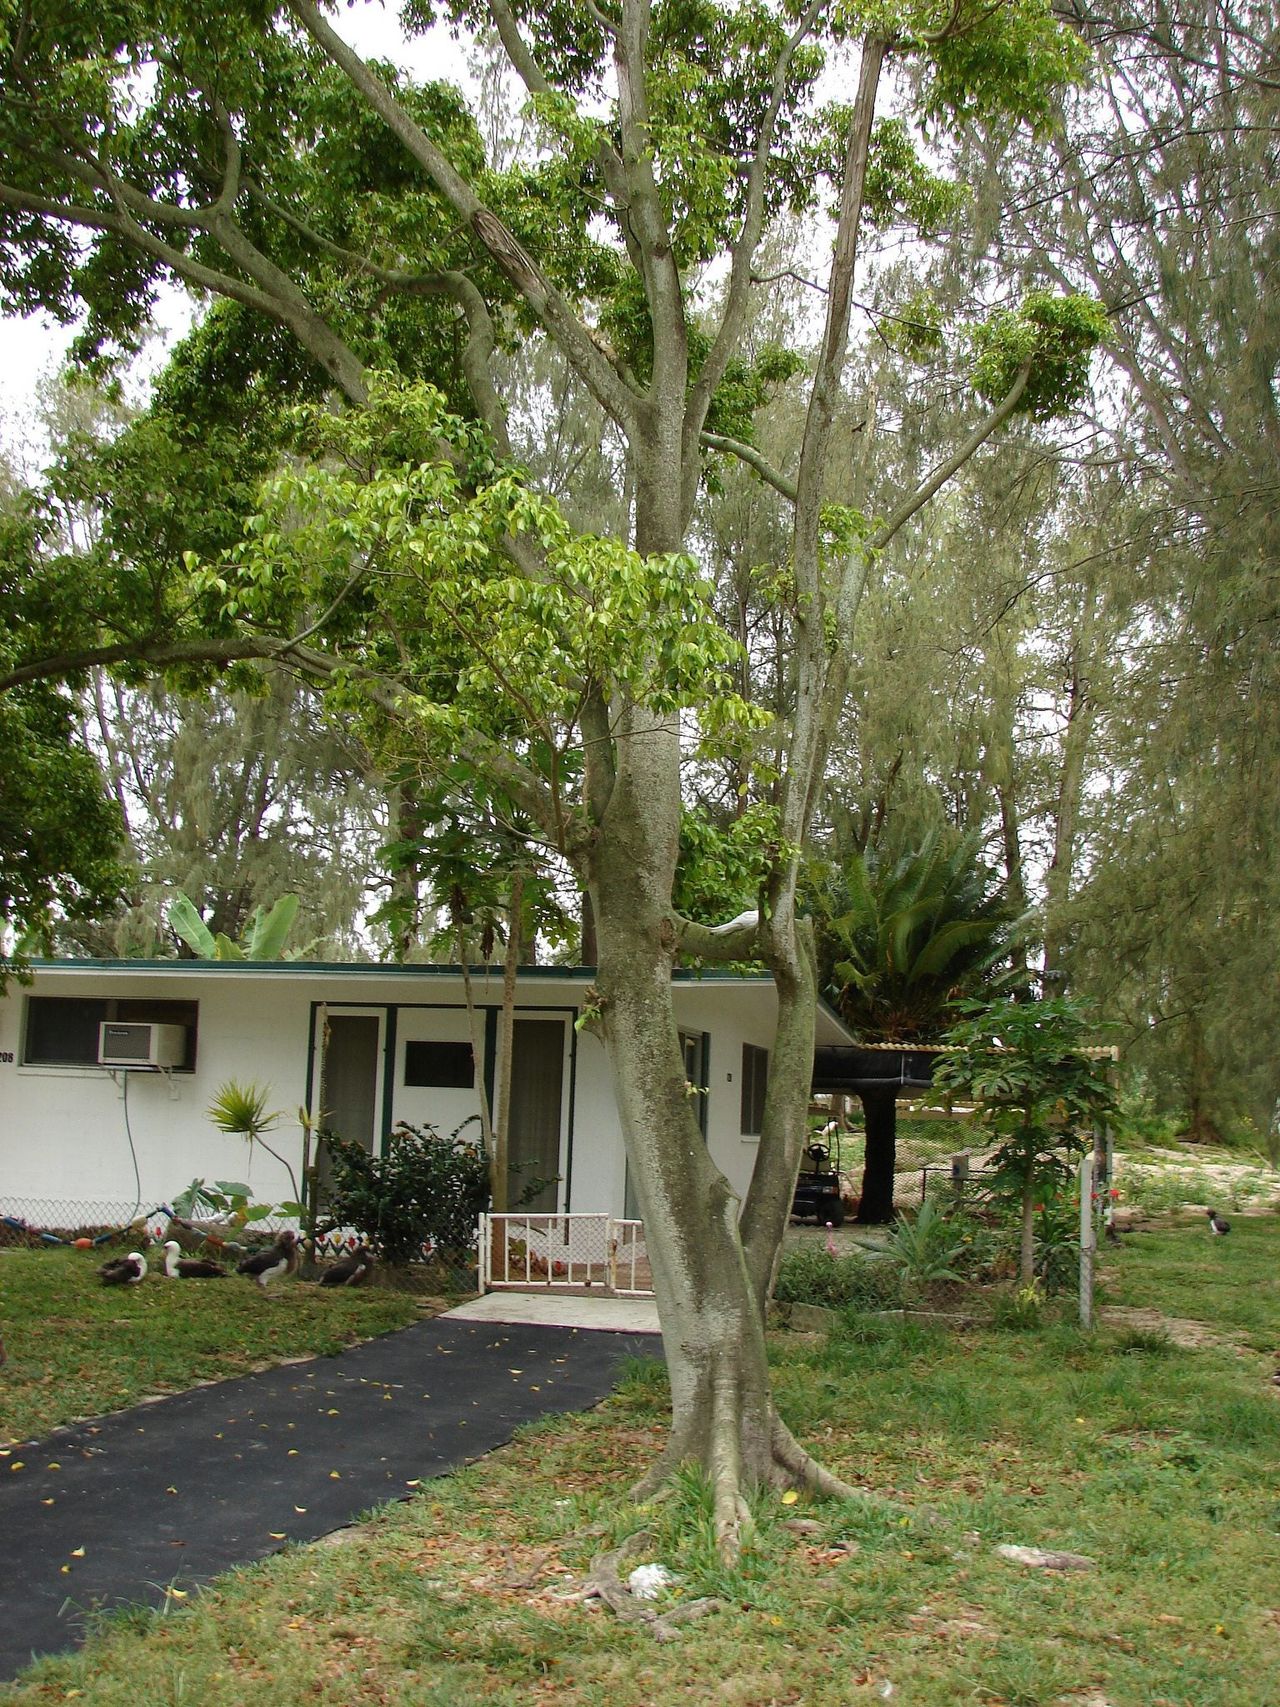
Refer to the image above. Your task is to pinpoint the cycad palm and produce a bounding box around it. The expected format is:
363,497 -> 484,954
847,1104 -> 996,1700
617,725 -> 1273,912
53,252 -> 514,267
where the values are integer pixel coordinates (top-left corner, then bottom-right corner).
816,830 -> 1023,1222
824,830 -> 1021,1042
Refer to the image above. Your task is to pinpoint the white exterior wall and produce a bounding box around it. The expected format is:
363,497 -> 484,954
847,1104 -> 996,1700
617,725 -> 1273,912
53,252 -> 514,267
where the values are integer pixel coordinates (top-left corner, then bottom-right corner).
0,964 -> 851,1226
672,981 -> 779,1202
0,969 -> 317,1214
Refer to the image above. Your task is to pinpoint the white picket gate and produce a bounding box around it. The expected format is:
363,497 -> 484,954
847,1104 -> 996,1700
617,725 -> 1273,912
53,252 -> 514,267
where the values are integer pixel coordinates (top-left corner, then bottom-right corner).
478,1212 -> 653,1297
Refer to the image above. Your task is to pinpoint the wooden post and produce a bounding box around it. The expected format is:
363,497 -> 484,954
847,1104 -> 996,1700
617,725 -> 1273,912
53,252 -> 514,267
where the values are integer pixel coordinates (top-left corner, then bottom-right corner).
1079,1152 -> 1095,1329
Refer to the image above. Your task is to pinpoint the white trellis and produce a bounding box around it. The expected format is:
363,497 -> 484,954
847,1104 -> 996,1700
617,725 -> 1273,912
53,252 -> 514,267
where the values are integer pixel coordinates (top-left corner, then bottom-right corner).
479,1212 -> 653,1297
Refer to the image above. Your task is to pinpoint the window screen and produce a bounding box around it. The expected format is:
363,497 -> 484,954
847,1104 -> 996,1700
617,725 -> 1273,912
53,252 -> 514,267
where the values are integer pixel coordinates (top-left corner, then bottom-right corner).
23,997 -> 198,1069
404,1039 -> 475,1088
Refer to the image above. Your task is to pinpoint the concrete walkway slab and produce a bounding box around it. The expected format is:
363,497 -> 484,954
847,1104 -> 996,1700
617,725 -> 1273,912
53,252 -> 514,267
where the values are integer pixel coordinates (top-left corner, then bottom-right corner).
0,1314 -> 660,1682
446,1291 -> 661,1333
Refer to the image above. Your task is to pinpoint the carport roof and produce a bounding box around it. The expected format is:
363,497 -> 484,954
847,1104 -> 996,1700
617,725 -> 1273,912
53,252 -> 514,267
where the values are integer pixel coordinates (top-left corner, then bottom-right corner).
812,1039 -> 1118,1095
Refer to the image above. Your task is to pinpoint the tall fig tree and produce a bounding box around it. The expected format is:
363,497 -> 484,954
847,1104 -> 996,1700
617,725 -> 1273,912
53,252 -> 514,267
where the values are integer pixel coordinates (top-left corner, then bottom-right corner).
0,0 -> 1104,1549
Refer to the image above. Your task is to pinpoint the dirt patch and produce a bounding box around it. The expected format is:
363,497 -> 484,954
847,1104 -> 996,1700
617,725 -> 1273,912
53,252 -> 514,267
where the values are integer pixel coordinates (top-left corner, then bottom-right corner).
1100,1305 -> 1250,1354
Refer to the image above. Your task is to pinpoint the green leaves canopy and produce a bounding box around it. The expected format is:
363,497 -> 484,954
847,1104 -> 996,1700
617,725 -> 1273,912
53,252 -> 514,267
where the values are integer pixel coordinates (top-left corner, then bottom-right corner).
933,995 -> 1117,1182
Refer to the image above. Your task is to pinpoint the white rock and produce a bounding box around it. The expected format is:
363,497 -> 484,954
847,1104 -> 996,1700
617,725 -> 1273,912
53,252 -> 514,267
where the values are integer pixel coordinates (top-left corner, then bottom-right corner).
627,1563 -> 675,1600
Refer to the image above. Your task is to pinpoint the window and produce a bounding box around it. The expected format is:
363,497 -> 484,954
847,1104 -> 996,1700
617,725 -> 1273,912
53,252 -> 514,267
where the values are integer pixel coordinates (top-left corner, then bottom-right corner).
740,1042 -> 768,1136
404,1039 -> 475,1088
680,1030 -> 709,1137
22,996 -> 199,1069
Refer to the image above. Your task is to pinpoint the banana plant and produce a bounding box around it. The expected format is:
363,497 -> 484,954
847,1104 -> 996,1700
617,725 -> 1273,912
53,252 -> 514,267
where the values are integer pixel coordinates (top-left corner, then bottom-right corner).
167,891 -> 302,961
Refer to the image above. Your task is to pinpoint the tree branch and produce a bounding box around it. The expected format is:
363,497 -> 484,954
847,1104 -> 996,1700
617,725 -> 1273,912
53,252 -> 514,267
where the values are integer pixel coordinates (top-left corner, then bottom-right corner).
1,631 -> 560,842
673,910 -> 761,963
289,0 -> 641,432
699,431 -> 799,504
613,0 -> 687,419
791,35 -> 887,605
685,0 -> 826,444
869,362 -> 1032,550
402,269 -> 512,458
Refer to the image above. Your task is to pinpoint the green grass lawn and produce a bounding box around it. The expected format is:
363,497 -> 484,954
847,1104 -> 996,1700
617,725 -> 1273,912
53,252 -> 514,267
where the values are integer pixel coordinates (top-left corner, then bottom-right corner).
0,1247 -> 425,1445
5,1219 -> 1280,1705
1103,1216 -> 1280,1351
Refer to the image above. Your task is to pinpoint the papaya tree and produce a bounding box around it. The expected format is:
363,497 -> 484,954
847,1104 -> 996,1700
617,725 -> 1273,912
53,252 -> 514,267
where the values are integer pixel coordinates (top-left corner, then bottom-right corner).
0,0 -> 1107,1549
933,996 -> 1116,1285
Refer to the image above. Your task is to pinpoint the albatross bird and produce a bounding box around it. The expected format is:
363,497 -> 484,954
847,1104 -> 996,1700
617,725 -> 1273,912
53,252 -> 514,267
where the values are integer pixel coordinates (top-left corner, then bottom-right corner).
236,1229 -> 300,1289
1206,1208 -> 1232,1236
318,1245 -> 375,1288
162,1239 -> 227,1279
99,1251 -> 147,1286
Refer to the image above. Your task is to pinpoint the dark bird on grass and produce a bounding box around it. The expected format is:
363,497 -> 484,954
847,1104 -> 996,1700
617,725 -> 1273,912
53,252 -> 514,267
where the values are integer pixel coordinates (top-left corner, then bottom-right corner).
319,1245 -> 375,1288
162,1239 -> 227,1279
1207,1209 -> 1232,1236
236,1230 -> 300,1289
99,1251 -> 147,1285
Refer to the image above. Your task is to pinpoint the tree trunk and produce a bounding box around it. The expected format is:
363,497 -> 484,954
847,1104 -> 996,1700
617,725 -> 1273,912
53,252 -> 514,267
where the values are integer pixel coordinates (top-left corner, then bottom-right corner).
1020,1174 -> 1036,1286
588,707 -> 852,1552
492,869 -> 524,1212
456,922 -> 497,1198
1042,583 -> 1099,986
580,888 -> 597,965
856,1084 -> 899,1224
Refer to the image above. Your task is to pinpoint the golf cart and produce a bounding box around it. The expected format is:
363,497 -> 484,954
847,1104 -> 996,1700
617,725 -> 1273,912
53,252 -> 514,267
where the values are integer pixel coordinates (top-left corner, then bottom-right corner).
791,1130 -> 846,1226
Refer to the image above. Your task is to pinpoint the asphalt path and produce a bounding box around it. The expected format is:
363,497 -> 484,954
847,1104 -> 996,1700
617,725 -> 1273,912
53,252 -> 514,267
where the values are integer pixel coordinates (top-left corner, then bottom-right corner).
0,1314 -> 659,1681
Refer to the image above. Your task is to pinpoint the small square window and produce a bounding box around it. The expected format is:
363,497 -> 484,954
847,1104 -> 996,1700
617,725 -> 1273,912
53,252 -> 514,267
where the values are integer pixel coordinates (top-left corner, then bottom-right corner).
404,1040 -> 475,1088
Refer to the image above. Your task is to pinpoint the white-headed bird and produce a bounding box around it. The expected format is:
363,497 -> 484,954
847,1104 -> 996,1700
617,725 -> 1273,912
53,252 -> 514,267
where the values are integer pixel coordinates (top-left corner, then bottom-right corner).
236,1230 -> 300,1289
162,1239 -> 227,1279
318,1245 -> 375,1288
99,1251 -> 147,1285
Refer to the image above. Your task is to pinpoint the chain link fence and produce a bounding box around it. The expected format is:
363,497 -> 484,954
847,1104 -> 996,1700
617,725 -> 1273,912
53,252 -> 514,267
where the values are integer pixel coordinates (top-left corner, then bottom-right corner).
820,1117 -> 982,1215
0,1195 -> 480,1292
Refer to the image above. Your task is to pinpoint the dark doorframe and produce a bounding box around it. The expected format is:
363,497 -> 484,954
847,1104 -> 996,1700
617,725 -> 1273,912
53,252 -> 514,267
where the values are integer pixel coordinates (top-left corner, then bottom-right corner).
506,1016 -> 566,1213
318,1012 -> 382,1154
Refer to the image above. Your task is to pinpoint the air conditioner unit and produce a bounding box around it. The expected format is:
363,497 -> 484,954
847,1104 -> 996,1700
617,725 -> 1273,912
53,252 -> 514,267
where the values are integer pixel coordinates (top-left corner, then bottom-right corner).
97,1021 -> 188,1070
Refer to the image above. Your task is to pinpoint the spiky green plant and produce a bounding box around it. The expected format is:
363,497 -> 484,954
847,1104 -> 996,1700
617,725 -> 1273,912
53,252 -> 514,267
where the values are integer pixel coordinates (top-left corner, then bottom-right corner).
812,829 -> 1026,1223
206,1080 -> 301,1206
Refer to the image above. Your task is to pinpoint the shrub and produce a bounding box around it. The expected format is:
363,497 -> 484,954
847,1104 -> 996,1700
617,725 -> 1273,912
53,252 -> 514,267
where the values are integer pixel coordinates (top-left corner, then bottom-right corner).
774,1244 -> 902,1311
318,1118 -> 490,1265
993,1279 -> 1045,1330
884,1198 -> 968,1289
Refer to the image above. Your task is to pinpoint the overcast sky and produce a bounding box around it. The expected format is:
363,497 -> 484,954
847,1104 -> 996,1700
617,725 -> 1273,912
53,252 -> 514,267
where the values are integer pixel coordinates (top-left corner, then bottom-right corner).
0,4 -> 471,462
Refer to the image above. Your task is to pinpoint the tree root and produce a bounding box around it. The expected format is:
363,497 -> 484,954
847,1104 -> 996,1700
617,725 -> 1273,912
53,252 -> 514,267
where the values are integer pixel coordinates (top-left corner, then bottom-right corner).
711,1366 -> 754,1556
768,1412 -> 862,1502
583,1533 -> 721,1642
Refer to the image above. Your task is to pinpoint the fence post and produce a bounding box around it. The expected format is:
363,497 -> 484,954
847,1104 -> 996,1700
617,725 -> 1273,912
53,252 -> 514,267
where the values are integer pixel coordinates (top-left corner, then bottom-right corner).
478,1214 -> 490,1291
1078,1153 -> 1095,1330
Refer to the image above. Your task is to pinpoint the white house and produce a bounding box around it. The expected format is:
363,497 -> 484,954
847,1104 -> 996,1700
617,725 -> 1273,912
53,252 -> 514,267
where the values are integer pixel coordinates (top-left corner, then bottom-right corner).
0,959 -> 855,1228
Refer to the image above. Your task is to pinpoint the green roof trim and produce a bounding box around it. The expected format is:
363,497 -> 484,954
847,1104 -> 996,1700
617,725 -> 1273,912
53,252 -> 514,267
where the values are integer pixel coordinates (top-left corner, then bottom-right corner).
24,957 -> 774,982
21,959 -> 855,1042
